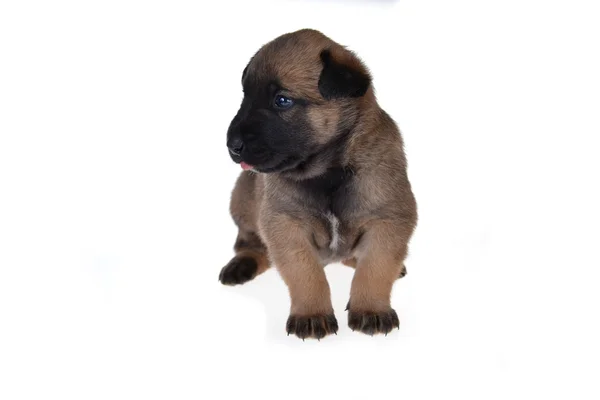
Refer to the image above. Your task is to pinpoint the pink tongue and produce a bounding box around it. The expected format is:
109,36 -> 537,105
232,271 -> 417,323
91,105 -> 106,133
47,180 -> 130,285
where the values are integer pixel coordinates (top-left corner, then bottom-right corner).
240,162 -> 253,171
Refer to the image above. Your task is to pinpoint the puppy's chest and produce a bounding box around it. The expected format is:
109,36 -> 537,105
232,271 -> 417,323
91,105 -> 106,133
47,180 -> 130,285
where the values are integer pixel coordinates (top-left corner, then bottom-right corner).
298,169 -> 359,261
314,209 -> 353,260
308,193 -> 366,265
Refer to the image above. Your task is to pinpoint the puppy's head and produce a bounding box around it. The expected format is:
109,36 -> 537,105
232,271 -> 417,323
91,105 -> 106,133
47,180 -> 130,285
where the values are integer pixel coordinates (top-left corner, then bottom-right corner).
226,29 -> 373,178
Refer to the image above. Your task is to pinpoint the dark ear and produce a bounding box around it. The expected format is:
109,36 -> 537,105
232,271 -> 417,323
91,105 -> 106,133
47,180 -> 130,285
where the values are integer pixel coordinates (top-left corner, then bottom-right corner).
241,62 -> 250,84
242,65 -> 249,83
241,54 -> 256,85
318,49 -> 371,100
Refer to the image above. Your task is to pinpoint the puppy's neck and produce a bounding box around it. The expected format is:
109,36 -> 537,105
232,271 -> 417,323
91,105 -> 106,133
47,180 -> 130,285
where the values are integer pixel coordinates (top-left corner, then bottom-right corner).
278,102 -> 379,182
280,132 -> 352,181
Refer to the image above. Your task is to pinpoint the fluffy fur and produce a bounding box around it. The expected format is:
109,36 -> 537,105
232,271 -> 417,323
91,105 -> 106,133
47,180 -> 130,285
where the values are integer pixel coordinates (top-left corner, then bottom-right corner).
220,29 -> 418,339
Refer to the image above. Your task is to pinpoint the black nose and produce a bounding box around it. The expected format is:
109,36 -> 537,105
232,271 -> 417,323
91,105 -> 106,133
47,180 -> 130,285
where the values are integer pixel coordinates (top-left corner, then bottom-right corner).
227,137 -> 244,156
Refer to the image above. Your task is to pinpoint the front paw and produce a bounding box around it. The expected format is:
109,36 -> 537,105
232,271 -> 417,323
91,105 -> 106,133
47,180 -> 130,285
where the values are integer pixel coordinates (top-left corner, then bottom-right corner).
347,308 -> 399,336
286,314 -> 338,340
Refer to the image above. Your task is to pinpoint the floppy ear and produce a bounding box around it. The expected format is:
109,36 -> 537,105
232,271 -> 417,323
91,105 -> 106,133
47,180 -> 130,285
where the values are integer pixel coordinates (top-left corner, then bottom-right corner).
241,53 -> 256,84
318,49 -> 372,100
242,64 -> 249,83
241,60 -> 251,84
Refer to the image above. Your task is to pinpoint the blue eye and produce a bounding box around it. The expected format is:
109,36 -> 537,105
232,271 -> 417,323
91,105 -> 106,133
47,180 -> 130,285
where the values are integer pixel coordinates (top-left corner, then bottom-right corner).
274,95 -> 294,110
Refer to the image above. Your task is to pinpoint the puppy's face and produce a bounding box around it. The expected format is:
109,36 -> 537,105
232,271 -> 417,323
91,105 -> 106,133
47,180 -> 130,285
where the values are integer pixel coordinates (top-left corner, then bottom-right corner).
226,29 -> 372,176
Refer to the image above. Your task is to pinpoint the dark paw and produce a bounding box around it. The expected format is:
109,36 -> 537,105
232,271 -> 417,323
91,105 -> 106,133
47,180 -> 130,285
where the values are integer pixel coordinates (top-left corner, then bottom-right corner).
286,314 -> 338,340
348,308 -> 399,336
219,256 -> 257,285
399,265 -> 407,279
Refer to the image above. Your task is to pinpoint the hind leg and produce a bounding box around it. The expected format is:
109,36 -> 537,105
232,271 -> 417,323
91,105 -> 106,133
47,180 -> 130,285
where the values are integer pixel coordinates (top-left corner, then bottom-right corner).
219,172 -> 270,286
219,230 -> 270,285
342,258 -> 407,279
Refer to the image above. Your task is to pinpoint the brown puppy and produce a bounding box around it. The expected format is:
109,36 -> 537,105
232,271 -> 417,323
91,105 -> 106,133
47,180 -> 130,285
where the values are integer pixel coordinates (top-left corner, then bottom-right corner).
219,29 -> 417,339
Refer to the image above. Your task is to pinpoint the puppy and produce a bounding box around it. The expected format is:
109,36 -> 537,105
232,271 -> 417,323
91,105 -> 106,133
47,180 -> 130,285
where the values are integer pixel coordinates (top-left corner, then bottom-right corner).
219,29 -> 417,339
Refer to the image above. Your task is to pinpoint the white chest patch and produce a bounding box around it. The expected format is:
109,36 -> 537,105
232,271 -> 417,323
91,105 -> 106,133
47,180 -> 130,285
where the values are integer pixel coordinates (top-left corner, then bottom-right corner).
326,212 -> 341,251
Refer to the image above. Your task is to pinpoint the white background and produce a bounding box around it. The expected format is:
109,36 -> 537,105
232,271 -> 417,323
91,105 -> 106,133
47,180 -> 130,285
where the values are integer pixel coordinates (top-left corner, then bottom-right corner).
1,0 -> 599,399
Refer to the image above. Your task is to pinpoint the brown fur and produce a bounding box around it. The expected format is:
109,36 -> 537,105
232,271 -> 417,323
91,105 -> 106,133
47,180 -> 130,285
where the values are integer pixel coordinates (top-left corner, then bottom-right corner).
220,29 -> 418,339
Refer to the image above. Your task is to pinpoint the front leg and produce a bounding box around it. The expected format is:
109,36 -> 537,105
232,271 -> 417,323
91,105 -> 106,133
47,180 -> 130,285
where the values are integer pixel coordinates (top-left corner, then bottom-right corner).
348,219 -> 414,335
261,214 -> 338,340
